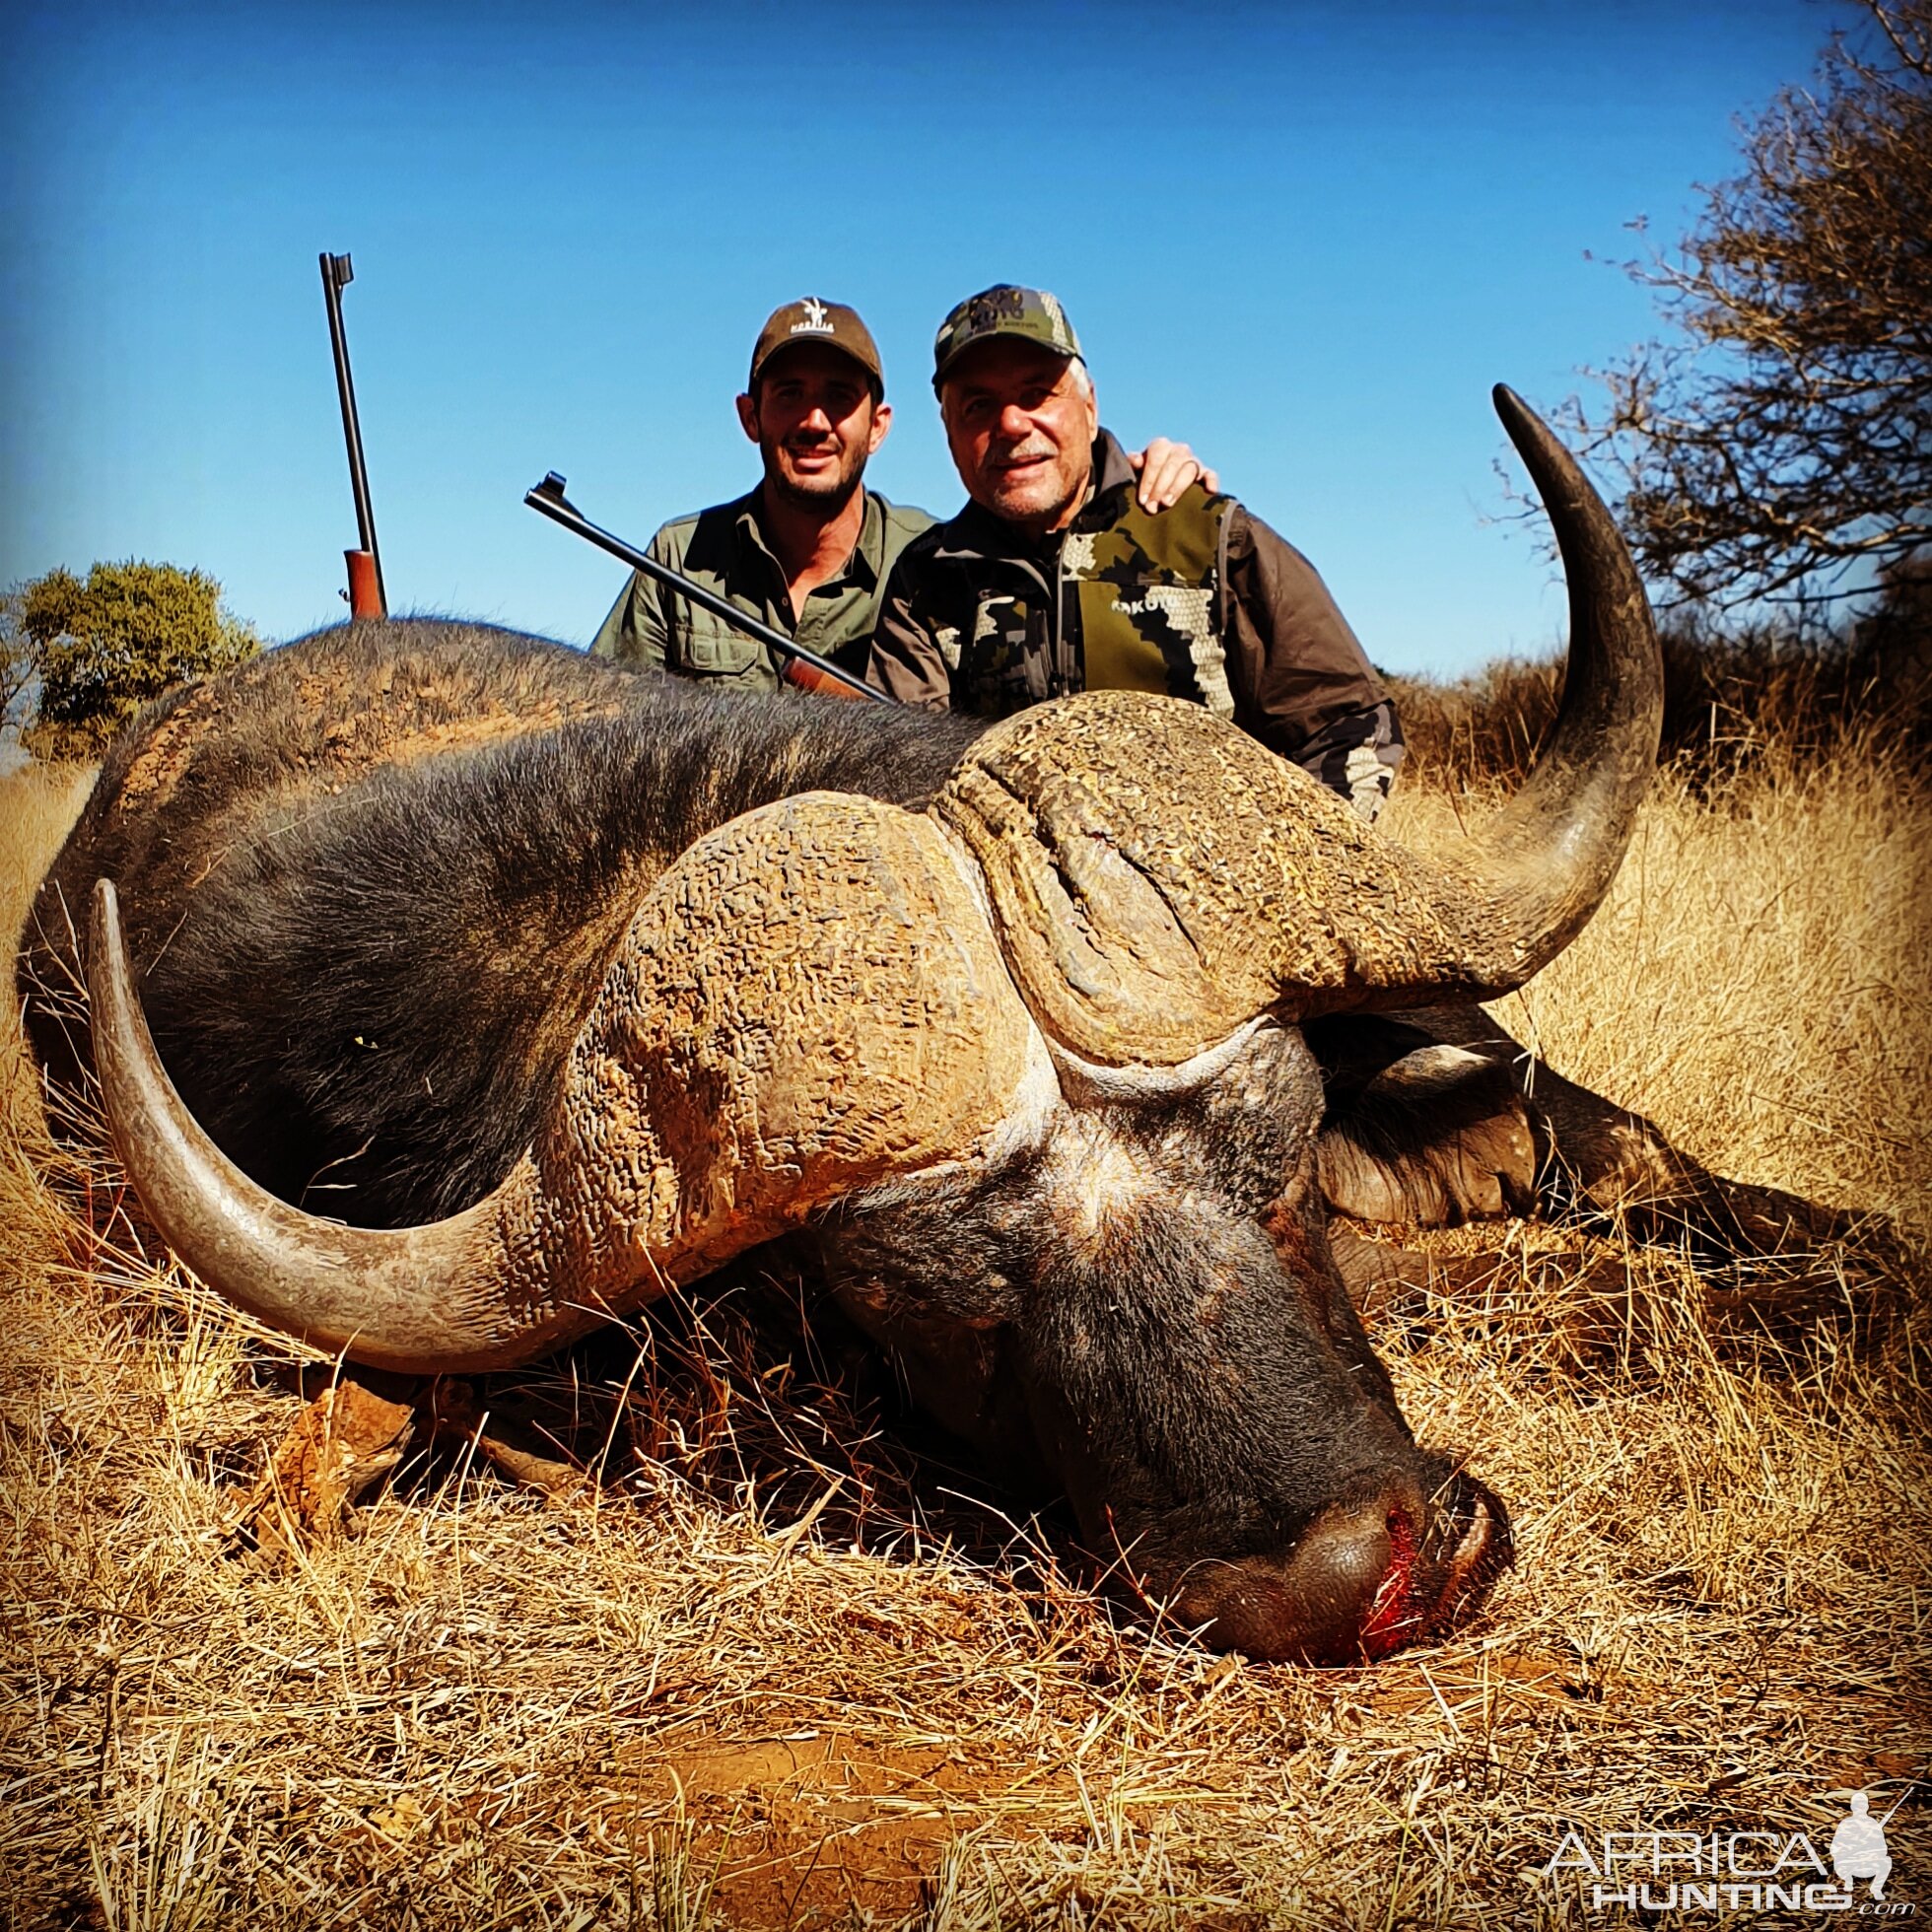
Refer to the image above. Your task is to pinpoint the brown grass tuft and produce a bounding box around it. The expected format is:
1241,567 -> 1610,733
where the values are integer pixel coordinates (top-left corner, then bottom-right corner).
2,684 -> 1927,1928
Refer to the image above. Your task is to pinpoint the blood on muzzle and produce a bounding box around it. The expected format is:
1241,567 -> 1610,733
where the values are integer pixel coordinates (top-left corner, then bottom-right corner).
1173,1471 -> 1512,1665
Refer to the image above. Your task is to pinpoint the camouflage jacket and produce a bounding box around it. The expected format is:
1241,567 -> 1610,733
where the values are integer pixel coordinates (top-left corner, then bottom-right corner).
864,432 -> 1403,818
589,487 -> 933,694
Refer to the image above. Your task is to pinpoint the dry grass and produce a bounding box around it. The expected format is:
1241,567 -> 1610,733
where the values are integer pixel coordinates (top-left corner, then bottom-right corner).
1389,621 -> 1932,796
2,708 -> 1927,1930
1382,739 -> 1932,1242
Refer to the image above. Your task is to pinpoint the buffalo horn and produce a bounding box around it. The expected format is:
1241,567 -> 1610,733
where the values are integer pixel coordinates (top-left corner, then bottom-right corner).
88,877 -> 573,1372
932,386 -> 1664,1066
87,794 -> 1040,1371
1420,382 -> 1666,987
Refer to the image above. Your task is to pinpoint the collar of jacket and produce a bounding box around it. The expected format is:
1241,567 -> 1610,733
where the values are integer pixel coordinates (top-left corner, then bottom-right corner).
927,429 -> 1138,567
730,486 -> 892,588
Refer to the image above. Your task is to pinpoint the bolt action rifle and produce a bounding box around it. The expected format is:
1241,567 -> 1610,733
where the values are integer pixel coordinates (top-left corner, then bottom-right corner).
523,472 -> 888,703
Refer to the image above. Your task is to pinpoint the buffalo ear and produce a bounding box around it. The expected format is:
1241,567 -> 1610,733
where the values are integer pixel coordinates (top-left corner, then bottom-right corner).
1310,1016 -> 1536,1227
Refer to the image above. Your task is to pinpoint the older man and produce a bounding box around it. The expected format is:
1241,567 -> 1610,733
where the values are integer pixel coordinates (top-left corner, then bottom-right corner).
865,285 -> 1402,818
591,296 -> 1213,693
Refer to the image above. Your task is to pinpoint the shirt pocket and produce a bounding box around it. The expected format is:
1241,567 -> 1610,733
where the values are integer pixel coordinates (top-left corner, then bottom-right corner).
677,609 -> 767,678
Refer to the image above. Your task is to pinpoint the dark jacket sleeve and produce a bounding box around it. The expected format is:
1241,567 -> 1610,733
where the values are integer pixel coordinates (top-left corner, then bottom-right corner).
864,548 -> 958,711
1218,507 -> 1405,819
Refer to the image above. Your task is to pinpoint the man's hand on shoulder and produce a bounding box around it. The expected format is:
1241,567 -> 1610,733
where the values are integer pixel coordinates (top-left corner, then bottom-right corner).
1127,439 -> 1221,513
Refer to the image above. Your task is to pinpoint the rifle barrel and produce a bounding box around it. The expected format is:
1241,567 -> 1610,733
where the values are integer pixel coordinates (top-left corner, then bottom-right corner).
523,474 -> 889,704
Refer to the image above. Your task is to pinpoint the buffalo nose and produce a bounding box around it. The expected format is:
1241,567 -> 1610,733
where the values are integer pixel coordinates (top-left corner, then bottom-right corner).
1175,1491 -> 1417,1663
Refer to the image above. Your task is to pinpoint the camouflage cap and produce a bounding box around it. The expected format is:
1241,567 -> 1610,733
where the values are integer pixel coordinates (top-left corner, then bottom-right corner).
932,285 -> 1083,390
748,298 -> 884,394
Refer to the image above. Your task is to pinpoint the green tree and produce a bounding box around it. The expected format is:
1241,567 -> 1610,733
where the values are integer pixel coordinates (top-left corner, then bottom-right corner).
22,560 -> 261,760
1567,0 -> 1931,616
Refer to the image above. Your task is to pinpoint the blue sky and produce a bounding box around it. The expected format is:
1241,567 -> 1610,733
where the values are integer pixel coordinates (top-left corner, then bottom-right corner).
4,0 -> 1837,676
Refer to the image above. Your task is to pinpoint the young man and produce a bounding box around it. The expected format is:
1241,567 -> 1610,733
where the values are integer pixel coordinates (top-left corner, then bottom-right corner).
591,296 -> 1214,693
865,285 -> 1403,819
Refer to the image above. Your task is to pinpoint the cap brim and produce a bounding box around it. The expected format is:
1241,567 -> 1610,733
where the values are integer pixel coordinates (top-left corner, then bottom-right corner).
932,331 -> 1074,391
753,338 -> 882,388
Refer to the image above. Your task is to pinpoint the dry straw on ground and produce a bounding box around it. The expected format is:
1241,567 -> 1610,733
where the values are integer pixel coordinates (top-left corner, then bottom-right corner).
1,688 -> 1927,1930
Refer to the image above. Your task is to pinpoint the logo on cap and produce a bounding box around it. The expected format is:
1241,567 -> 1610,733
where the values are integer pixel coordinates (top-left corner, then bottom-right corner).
791,298 -> 833,337
932,284 -> 1084,388
963,287 -> 1026,336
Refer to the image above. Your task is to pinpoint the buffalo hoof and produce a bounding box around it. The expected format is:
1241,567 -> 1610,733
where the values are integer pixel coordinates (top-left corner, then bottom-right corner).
231,1373 -> 417,1556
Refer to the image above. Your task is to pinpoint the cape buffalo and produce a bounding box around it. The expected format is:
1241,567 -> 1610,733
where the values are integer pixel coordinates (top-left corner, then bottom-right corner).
20,388 -> 1660,1663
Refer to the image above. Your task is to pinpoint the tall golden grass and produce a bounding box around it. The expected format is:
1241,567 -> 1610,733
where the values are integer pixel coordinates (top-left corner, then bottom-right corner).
1,683 -> 1926,1930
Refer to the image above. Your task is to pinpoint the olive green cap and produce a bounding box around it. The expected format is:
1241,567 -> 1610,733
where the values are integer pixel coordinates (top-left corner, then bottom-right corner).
749,298 -> 884,394
932,284 -> 1082,390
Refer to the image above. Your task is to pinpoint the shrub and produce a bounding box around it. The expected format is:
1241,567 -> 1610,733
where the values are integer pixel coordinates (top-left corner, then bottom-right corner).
20,561 -> 260,762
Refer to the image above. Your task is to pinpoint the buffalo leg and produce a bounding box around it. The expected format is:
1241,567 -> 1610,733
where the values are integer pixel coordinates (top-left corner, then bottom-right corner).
231,1371 -> 418,1555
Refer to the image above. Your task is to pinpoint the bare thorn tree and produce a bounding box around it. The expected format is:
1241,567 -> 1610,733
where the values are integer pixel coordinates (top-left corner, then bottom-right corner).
1,588 -> 36,750
1564,0 -> 1931,618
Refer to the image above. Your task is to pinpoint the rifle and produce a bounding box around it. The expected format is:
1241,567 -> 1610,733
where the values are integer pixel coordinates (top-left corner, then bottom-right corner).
523,472 -> 889,704
319,251 -> 386,619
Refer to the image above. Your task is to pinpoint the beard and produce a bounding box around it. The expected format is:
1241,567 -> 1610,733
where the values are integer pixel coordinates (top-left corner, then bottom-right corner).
761,433 -> 869,512
980,443 -> 1089,532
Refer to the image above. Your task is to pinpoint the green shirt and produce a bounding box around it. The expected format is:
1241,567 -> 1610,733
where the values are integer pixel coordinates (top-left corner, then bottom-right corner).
588,487 -> 933,693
